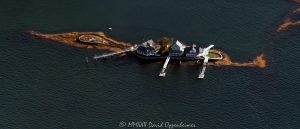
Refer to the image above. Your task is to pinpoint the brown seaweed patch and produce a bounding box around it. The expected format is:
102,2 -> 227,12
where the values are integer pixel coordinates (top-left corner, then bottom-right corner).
277,18 -> 300,32
29,31 -> 131,52
277,0 -> 300,32
208,49 -> 266,68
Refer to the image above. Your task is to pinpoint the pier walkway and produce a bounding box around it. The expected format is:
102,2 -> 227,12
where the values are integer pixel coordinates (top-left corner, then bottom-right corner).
198,64 -> 207,78
198,46 -> 212,79
198,55 -> 209,79
93,47 -> 132,60
159,56 -> 171,77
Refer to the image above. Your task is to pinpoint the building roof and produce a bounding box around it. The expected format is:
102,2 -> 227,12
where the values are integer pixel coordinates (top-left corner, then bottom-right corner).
138,46 -> 155,51
171,40 -> 184,51
184,46 -> 200,54
141,39 -> 155,47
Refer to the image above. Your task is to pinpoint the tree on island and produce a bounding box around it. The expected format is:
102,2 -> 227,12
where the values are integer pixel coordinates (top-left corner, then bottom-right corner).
158,37 -> 172,55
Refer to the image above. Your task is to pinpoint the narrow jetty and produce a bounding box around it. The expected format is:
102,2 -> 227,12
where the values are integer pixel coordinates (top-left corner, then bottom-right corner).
159,56 -> 171,77
93,47 -> 133,60
197,45 -> 214,79
198,57 -> 208,79
198,63 -> 207,78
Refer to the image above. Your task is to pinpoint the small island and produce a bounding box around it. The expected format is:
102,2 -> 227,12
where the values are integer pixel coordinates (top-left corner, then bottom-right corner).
30,31 -> 266,79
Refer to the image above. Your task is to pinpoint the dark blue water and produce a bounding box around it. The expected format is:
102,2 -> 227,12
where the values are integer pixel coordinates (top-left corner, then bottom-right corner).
1,0 -> 300,128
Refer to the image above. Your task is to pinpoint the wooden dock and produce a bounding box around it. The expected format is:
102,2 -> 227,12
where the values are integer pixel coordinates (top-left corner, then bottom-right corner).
93,47 -> 133,60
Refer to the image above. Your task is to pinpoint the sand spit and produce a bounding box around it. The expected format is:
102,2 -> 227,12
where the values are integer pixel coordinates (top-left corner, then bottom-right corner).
277,0 -> 300,32
277,18 -> 300,32
208,50 -> 266,68
29,31 -> 131,52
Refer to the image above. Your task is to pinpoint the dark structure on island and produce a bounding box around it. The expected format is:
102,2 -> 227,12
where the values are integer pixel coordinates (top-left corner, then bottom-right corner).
91,37 -> 223,79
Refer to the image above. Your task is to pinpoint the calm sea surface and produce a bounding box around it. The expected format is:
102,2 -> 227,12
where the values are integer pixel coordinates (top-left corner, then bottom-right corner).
1,0 -> 300,128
